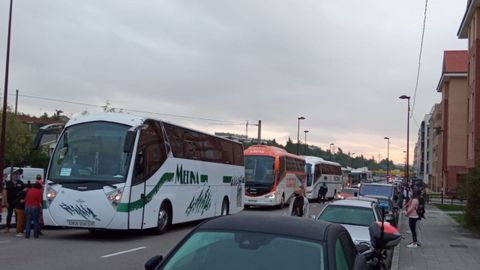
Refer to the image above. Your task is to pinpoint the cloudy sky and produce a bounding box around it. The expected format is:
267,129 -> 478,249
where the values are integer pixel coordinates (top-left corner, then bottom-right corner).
0,0 -> 468,164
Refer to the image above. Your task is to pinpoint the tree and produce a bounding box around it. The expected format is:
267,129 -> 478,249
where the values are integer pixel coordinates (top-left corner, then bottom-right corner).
0,111 -> 32,167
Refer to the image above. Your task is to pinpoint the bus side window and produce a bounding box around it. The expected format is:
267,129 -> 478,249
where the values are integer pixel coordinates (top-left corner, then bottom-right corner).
134,121 -> 167,185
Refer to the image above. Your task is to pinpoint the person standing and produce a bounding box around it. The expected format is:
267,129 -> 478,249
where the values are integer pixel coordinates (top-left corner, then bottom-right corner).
24,182 -> 43,239
13,184 -> 28,237
404,191 -> 420,248
319,183 -> 328,203
289,187 -> 309,217
4,170 -> 24,233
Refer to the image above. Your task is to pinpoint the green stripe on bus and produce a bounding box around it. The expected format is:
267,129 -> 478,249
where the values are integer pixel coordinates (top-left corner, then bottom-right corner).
116,172 -> 175,213
42,200 -> 47,209
201,175 -> 208,183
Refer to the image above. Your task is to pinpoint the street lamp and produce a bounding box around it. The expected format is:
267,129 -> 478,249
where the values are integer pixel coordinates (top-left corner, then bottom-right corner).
304,130 -> 309,154
297,116 -> 305,154
384,137 -> 390,179
399,95 -> 411,188
330,143 -> 334,160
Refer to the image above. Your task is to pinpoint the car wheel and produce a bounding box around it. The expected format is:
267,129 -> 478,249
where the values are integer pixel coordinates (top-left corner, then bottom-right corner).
221,198 -> 229,216
152,203 -> 171,235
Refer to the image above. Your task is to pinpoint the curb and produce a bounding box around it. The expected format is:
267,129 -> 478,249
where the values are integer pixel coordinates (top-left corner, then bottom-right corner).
390,212 -> 403,270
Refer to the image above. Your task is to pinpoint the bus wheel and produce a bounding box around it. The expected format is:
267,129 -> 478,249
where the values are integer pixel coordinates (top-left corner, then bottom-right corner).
153,203 -> 171,235
244,205 -> 251,210
278,194 -> 285,209
221,198 -> 230,216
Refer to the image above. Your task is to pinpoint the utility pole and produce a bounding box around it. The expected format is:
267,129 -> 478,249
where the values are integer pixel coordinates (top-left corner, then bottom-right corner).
0,0 -> 14,187
14,89 -> 18,115
257,120 -> 261,143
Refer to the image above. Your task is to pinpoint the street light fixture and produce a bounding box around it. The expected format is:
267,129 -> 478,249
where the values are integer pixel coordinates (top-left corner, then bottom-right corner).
297,116 -> 305,154
384,137 -> 390,180
399,95 -> 411,188
330,143 -> 334,160
304,130 -> 309,154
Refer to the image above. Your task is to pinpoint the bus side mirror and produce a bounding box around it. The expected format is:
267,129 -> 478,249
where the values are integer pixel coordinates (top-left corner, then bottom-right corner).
124,130 -> 136,153
136,150 -> 146,175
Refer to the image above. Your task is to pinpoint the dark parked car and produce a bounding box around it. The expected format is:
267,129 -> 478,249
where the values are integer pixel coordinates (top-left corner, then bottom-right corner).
145,215 -> 368,270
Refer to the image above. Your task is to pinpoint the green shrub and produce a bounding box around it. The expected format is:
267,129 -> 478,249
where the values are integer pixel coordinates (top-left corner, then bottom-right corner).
465,166 -> 480,229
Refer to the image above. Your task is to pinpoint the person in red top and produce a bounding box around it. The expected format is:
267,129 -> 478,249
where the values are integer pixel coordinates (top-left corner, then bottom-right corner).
24,182 -> 43,239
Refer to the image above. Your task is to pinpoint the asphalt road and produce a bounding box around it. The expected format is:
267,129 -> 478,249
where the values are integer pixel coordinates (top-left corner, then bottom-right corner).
0,202 -> 328,270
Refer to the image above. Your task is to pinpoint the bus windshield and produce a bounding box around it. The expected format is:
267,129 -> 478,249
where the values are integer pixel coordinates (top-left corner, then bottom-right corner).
245,156 -> 275,186
48,121 -> 132,183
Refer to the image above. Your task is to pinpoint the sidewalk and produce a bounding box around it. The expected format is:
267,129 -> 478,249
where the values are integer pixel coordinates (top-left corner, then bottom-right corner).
392,204 -> 480,270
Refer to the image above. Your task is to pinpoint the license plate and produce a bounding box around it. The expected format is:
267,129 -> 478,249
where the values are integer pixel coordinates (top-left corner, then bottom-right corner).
67,219 -> 95,227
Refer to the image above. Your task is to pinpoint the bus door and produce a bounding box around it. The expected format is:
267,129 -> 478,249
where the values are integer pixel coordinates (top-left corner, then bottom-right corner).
128,121 -> 168,229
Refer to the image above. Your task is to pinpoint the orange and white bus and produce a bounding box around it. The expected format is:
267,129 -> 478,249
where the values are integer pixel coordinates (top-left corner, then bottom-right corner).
244,145 -> 306,209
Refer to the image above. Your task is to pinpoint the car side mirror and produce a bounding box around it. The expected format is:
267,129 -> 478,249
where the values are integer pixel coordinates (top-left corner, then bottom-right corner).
145,255 -> 163,270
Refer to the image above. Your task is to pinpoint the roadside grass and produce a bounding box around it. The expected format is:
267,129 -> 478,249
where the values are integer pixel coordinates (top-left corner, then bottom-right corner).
433,204 -> 480,236
432,204 -> 466,212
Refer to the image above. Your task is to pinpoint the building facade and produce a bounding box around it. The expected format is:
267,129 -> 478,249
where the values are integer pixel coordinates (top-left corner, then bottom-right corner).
430,104 -> 442,192
436,50 -> 468,194
458,0 -> 480,169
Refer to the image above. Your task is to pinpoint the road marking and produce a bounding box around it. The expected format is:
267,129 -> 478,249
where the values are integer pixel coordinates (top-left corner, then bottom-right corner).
101,246 -> 146,258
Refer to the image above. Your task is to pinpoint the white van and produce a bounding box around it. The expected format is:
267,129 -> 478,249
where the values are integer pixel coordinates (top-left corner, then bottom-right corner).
3,167 -> 45,184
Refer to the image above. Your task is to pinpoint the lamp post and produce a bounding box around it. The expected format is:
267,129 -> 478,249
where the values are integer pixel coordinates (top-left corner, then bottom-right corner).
384,137 -> 390,180
304,130 -> 309,154
0,0 -> 14,188
330,143 -> 334,160
399,95 -> 411,188
297,116 -> 305,154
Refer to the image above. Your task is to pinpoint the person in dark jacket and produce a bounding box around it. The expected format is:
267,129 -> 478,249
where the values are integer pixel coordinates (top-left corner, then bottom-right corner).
13,184 -> 28,237
319,183 -> 328,203
3,170 -> 24,233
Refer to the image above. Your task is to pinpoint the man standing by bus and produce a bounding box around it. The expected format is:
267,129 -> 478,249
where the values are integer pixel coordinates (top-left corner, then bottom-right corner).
3,169 -> 24,233
319,183 -> 328,203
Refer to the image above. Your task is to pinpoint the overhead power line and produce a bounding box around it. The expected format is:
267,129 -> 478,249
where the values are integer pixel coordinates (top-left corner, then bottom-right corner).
410,0 -> 429,118
3,92 -> 244,124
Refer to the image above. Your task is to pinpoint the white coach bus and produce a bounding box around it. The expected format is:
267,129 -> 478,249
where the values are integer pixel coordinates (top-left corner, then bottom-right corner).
303,156 -> 342,201
33,113 -> 244,234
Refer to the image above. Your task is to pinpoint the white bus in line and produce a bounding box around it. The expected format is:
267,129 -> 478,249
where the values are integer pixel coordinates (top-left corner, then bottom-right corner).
33,113 -> 245,234
303,156 -> 343,200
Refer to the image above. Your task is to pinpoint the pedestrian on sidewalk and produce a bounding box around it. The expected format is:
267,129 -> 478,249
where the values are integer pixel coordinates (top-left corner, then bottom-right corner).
24,182 -> 42,239
404,190 -> 420,248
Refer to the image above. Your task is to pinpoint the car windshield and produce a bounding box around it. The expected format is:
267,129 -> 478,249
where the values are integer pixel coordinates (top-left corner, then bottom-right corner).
245,156 -> 275,186
359,185 -> 393,198
160,231 -> 325,270
318,205 -> 376,227
48,121 -> 132,183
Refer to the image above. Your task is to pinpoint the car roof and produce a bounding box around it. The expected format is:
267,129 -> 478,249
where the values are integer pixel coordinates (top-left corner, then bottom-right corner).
198,214 -> 337,242
360,183 -> 394,187
328,199 -> 375,208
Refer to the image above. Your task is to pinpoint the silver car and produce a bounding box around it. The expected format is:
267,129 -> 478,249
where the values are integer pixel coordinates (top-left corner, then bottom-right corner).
316,198 -> 383,247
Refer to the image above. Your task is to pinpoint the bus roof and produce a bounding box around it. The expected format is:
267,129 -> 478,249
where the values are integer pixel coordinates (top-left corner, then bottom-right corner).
303,156 -> 341,167
244,145 -> 304,160
65,112 -> 242,145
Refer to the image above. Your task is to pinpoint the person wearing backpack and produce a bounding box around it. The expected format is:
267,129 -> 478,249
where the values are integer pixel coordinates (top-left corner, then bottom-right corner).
404,191 -> 420,248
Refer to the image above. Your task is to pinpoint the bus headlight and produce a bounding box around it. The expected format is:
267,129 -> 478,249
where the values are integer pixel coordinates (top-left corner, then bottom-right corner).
46,187 -> 57,202
105,188 -> 123,207
264,193 -> 275,199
